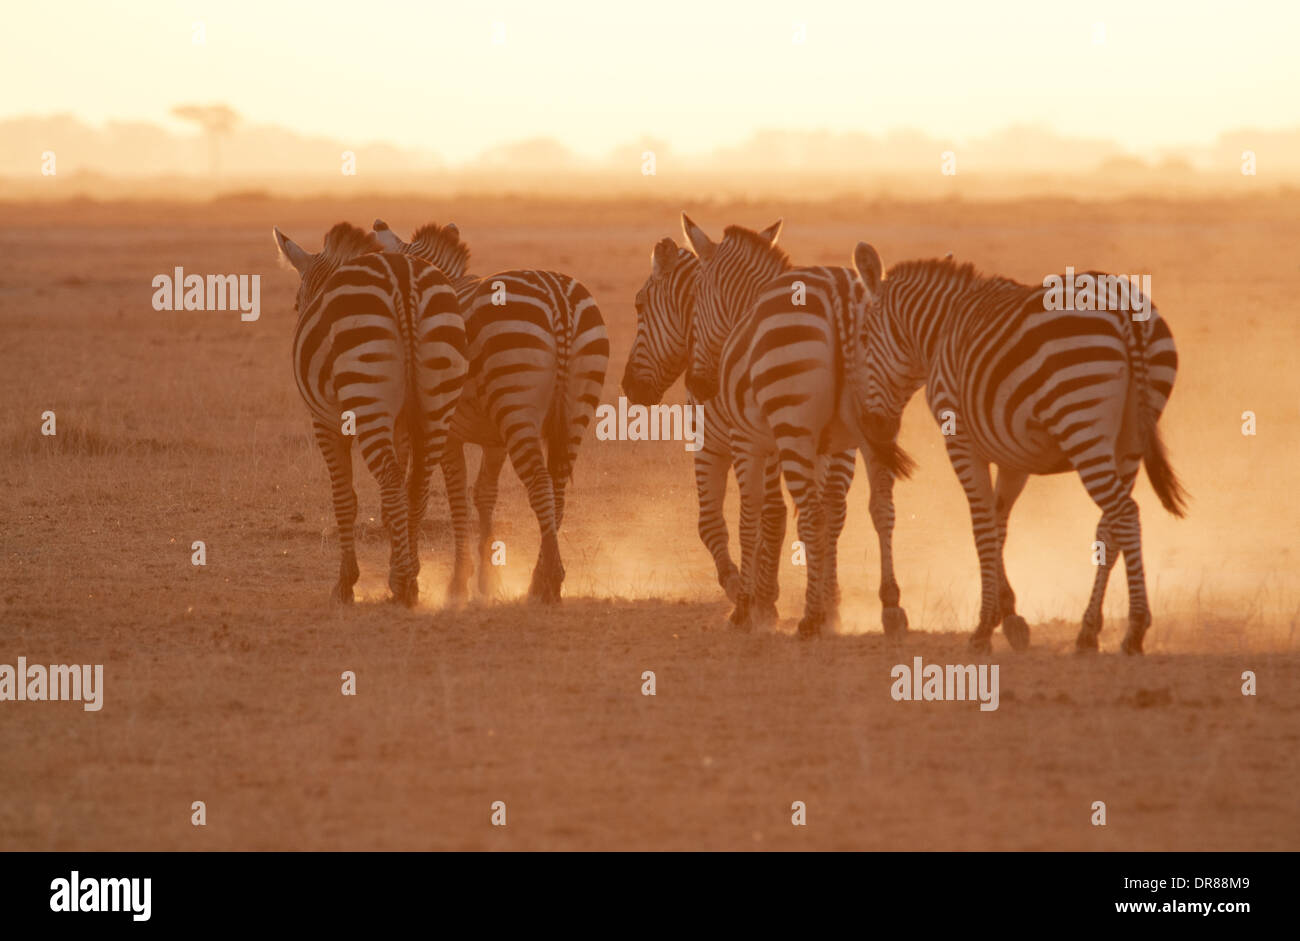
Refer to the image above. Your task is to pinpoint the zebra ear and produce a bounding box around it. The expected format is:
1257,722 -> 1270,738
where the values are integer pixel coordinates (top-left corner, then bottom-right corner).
445,223 -> 459,236
681,213 -> 715,262
652,238 -> 678,278
758,219 -> 783,245
853,242 -> 883,298
273,227 -> 313,275
371,220 -> 406,253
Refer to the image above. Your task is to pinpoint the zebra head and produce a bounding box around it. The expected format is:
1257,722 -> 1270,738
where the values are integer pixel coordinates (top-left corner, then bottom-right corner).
372,219 -> 471,280
273,222 -> 381,315
852,241 -> 906,450
680,213 -> 788,400
622,237 -> 696,405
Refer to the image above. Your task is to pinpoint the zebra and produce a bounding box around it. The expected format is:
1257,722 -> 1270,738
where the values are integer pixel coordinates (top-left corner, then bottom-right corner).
622,236 -> 744,600
623,216 -> 910,634
711,251 -> 915,636
372,219 -> 609,603
272,222 -> 468,606
623,218 -> 793,621
853,246 -> 1186,654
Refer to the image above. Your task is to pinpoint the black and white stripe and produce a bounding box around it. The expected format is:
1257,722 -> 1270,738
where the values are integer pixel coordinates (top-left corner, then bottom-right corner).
373,220 -> 609,603
856,249 -> 1185,653
624,217 -> 910,634
712,254 -> 913,636
274,222 -> 468,606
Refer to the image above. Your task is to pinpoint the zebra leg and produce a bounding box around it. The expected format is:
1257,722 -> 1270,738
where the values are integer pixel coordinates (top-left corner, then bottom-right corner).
750,454 -> 786,628
507,429 -> 564,603
359,427 -> 416,607
312,420 -> 360,604
993,466 -> 1031,650
863,447 -> 907,636
1114,496 -> 1151,654
695,428 -> 741,601
552,471 -> 568,534
1077,518 -> 1118,651
729,448 -> 766,630
819,451 -> 854,632
1076,465 -> 1138,651
473,445 -> 508,599
946,445 -> 1003,652
440,440 -> 473,606
402,422 -> 430,606
1075,458 -> 1151,653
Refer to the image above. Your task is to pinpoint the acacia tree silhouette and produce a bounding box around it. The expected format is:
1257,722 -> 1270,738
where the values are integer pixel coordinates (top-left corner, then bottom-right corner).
171,104 -> 239,178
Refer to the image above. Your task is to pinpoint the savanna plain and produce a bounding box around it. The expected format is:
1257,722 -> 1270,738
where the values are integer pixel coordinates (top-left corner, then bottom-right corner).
2,192 -> 1297,850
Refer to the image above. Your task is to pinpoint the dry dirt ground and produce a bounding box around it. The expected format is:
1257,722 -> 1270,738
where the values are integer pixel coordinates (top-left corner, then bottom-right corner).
1,193 -> 1298,850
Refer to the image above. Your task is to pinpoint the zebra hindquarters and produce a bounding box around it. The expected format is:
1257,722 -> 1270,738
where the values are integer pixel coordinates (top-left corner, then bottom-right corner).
410,271 -> 469,607
465,276 -> 565,603
747,305 -> 841,637
328,313 -> 416,607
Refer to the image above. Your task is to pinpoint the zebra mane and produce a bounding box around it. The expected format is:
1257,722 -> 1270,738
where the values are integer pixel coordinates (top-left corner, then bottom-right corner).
320,222 -> 382,263
721,225 -> 790,268
885,257 -> 989,288
673,245 -> 698,271
408,222 -> 471,279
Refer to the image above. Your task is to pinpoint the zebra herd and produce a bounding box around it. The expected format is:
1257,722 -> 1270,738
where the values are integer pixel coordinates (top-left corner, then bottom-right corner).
273,214 -> 1184,655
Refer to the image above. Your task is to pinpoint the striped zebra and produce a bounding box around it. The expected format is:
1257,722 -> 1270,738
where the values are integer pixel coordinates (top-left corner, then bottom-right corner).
372,220 -> 609,603
854,246 -> 1186,654
622,237 -> 744,600
272,222 -> 468,606
710,251 -> 914,636
624,217 -> 793,621
623,216 -> 909,634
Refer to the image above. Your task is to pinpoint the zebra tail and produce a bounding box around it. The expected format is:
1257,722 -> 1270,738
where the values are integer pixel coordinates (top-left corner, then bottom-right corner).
545,279 -> 579,484
1142,417 -> 1188,518
1123,302 -> 1188,518
865,435 -> 917,481
545,391 -> 570,483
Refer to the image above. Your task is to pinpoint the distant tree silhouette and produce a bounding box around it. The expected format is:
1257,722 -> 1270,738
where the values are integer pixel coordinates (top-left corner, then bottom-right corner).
171,104 -> 239,178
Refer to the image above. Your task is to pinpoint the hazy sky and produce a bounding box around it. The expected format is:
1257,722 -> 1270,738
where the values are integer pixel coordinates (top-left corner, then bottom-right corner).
5,0 -> 1296,162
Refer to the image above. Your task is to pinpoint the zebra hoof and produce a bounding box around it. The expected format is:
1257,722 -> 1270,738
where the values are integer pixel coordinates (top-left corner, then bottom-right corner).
1121,634 -> 1145,656
527,568 -> 563,604
1074,631 -> 1100,653
751,601 -> 779,629
797,613 -> 823,638
1002,615 -> 1030,651
476,569 -> 502,601
721,571 -> 742,603
525,574 -> 561,603
729,594 -> 753,630
882,606 -> 909,637
445,581 -> 470,608
330,582 -> 355,605
528,584 -> 561,605
403,577 -> 420,609
968,633 -> 993,654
